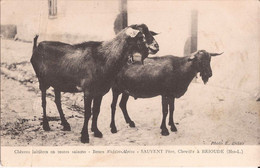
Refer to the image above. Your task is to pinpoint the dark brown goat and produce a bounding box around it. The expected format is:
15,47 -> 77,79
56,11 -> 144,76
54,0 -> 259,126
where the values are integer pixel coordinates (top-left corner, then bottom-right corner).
110,50 -> 223,135
30,24 -> 159,143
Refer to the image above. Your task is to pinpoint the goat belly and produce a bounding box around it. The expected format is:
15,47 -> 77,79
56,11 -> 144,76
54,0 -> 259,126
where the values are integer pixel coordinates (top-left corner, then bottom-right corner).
49,77 -> 111,94
117,76 -> 172,99
125,91 -> 160,99
116,79 -> 170,98
46,76 -> 81,92
120,81 -> 164,98
55,85 -> 80,93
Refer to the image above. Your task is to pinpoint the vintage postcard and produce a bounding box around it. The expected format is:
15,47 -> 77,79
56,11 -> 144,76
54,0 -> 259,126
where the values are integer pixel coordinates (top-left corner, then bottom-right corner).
0,0 -> 259,166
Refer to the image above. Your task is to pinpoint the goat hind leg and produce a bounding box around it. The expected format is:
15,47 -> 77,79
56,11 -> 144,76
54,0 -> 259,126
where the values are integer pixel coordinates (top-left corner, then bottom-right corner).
41,88 -> 50,131
110,90 -> 120,133
81,94 -> 92,143
91,95 -> 103,138
168,97 -> 177,132
54,89 -> 71,131
160,96 -> 169,136
119,93 -> 135,127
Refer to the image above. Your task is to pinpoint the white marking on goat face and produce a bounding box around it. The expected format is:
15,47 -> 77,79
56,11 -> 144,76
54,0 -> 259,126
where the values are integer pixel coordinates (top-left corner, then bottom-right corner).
142,34 -> 146,42
148,41 -> 158,50
147,41 -> 159,54
125,27 -> 140,38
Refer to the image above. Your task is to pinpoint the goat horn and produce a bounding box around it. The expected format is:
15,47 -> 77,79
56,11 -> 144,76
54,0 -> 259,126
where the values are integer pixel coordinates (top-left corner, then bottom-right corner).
150,31 -> 160,36
210,52 -> 224,56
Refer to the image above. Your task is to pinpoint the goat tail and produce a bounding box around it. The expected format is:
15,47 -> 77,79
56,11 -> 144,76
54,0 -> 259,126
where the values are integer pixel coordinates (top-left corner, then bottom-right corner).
33,34 -> 39,51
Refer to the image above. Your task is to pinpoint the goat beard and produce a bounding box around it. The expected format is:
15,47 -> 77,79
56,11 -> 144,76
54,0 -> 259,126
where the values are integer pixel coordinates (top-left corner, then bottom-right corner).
200,73 -> 209,84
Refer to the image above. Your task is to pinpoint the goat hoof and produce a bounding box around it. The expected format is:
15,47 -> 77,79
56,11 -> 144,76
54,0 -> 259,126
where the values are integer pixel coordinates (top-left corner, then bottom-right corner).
111,127 -> 117,134
110,123 -> 117,133
43,126 -> 51,131
43,123 -> 51,131
81,135 -> 89,143
171,126 -> 177,132
129,121 -> 135,128
94,131 -> 103,138
62,123 -> 71,131
161,129 -> 169,136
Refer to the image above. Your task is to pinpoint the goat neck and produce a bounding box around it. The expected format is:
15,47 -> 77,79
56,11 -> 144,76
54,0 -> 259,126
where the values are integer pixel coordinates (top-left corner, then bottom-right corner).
179,56 -> 199,82
101,30 -> 135,72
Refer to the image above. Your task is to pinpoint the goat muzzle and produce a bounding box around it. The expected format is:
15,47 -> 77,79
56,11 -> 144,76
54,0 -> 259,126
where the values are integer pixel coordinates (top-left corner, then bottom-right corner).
148,41 -> 159,54
148,47 -> 159,54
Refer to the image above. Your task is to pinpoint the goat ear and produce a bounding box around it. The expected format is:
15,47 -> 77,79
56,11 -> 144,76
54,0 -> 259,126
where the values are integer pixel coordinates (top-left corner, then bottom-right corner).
188,52 -> 197,61
125,27 -> 141,38
210,52 -> 224,56
150,31 -> 159,36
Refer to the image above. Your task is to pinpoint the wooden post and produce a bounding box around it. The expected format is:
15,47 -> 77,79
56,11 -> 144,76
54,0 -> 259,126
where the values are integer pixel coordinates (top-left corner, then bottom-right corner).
184,9 -> 198,82
191,10 -> 198,82
190,9 -> 198,53
114,0 -> 128,34
183,9 -> 198,56
121,0 -> 128,28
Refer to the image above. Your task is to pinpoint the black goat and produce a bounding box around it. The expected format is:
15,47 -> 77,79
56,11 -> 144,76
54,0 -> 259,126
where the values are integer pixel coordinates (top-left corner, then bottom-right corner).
110,50 -> 223,135
30,24 -> 159,143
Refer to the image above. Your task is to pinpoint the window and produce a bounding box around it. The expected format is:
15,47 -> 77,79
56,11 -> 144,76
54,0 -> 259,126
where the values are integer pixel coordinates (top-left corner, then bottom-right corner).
48,0 -> 57,18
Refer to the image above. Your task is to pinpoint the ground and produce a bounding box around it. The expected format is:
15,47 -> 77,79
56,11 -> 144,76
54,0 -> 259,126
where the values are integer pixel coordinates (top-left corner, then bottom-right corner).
1,39 -> 259,146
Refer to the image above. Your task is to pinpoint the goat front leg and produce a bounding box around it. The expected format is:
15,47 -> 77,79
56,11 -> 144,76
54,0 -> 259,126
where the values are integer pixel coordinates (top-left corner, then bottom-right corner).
119,93 -> 135,127
54,89 -> 71,131
110,90 -> 120,133
91,95 -> 103,138
168,97 -> 177,132
160,96 -> 169,136
81,94 -> 93,143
